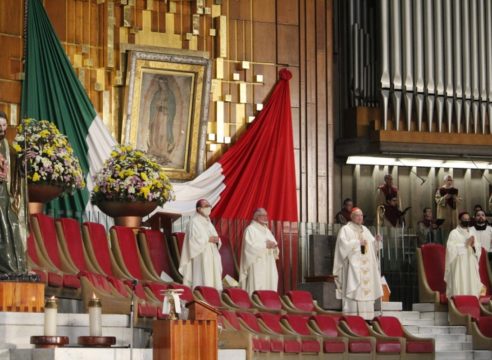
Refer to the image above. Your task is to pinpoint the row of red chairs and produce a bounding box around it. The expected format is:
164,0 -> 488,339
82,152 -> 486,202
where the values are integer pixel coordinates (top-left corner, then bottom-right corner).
417,243 -> 492,307
192,286 -> 434,360
27,213 -> 197,320
448,295 -> 492,350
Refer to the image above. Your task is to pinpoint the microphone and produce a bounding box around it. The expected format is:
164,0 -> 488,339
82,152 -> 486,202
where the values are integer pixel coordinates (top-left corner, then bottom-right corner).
131,279 -> 138,290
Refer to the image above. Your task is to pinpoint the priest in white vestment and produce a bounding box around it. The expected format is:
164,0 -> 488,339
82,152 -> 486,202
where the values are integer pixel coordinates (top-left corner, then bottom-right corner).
471,210 -> 492,253
239,208 -> 279,294
445,212 -> 484,298
178,199 -> 223,290
333,207 -> 383,319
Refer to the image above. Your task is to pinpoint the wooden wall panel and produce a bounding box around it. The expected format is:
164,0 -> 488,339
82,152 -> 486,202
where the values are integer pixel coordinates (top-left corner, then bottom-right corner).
277,0 -> 299,25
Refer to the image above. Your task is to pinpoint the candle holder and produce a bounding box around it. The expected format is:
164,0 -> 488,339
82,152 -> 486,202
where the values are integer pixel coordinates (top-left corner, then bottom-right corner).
30,297 -> 68,348
77,294 -> 116,348
88,294 -> 102,336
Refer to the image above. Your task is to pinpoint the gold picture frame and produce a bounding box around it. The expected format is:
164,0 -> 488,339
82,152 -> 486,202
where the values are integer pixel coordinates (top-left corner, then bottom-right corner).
122,50 -> 211,181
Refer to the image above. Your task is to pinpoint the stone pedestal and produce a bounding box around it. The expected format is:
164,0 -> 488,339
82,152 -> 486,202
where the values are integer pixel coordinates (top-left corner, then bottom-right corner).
298,279 -> 341,310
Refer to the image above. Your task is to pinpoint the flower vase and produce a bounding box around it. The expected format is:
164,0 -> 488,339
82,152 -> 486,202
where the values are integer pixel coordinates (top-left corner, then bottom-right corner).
28,184 -> 64,215
96,201 -> 158,227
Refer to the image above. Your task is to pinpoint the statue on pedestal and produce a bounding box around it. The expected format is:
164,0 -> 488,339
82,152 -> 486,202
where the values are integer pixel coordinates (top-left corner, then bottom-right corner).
0,112 -> 27,276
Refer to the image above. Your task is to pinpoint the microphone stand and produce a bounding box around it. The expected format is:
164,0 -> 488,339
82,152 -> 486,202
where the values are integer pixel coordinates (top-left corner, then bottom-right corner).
129,279 -> 137,360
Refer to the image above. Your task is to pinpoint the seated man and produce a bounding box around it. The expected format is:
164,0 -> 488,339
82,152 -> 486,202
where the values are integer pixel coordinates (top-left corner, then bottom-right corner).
335,198 -> 353,225
417,207 -> 442,244
179,199 -> 223,290
383,194 -> 403,228
239,208 -> 279,294
445,212 -> 484,298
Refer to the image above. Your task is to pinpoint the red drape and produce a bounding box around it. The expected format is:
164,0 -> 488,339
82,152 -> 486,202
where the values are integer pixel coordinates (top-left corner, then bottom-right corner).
211,69 -> 298,222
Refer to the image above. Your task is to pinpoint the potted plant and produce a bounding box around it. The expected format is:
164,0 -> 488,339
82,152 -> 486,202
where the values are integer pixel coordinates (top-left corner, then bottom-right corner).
12,118 -> 86,213
91,145 -> 174,226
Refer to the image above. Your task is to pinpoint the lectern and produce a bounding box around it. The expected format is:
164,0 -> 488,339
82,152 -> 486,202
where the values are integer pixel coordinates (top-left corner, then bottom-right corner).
144,212 -> 182,237
153,300 -> 220,360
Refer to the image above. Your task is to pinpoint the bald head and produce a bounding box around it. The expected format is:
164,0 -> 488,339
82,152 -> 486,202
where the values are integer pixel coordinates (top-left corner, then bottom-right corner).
253,208 -> 268,225
351,207 -> 363,225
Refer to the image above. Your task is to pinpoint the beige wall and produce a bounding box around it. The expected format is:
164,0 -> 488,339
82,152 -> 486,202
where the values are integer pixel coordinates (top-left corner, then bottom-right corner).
337,164 -> 492,228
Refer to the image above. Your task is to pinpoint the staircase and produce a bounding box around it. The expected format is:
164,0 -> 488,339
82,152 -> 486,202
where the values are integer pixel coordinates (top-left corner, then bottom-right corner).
382,302 -> 492,360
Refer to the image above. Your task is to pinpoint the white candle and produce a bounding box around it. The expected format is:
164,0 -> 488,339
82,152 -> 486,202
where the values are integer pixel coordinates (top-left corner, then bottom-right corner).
44,296 -> 57,336
88,294 -> 102,337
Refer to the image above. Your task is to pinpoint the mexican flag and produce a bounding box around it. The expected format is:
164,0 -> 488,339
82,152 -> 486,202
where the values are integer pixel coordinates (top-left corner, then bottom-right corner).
21,0 -> 115,215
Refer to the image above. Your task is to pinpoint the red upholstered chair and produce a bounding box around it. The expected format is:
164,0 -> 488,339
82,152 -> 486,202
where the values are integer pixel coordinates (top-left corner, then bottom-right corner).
110,226 -> 171,302
222,288 -> 257,312
470,316 -> 492,350
251,290 -> 285,314
373,316 -> 435,360
82,222 -> 130,279
219,311 -> 276,359
30,214 -> 81,293
282,290 -> 342,316
218,236 -> 239,279
449,295 -> 492,330
309,314 -> 369,357
416,244 -> 447,308
168,232 -> 185,268
26,232 -> 63,291
56,218 -> 137,311
478,248 -> 492,306
81,222 -> 160,318
236,312 -> 281,352
110,226 -> 162,282
255,312 -> 303,354
137,229 -> 182,282
279,314 -> 330,356
339,315 -> 403,359
78,272 -> 133,315
55,218 -> 97,274
194,286 -> 225,309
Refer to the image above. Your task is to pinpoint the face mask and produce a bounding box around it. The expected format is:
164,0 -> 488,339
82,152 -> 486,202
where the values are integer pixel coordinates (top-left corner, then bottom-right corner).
460,221 -> 470,227
200,207 -> 211,216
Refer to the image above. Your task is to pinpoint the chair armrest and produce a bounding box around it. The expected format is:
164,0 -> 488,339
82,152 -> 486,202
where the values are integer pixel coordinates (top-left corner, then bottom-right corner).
313,300 -> 341,315
337,324 -> 376,347
221,293 -> 257,313
368,326 -> 405,344
251,294 -> 286,314
480,303 -> 492,316
280,295 -> 315,315
470,321 -> 492,350
402,326 -> 436,345
416,248 -> 441,304
448,299 -> 473,327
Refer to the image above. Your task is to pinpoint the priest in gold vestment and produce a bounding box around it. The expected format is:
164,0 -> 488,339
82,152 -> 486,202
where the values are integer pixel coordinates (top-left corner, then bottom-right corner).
179,199 -> 223,290
445,212 -> 484,298
239,208 -> 279,294
333,207 -> 383,319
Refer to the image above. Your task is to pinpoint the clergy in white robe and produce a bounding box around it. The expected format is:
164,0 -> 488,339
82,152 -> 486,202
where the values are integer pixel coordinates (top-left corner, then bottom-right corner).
445,212 -> 484,298
239,208 -> 279,294
471,210 -> 492,253
178,199 -> 223,290
333,207 -> 383,320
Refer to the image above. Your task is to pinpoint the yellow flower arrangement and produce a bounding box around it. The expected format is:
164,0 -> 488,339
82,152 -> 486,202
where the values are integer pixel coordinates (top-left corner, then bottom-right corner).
13,118 -> 86,194
91,145 -> 174,205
